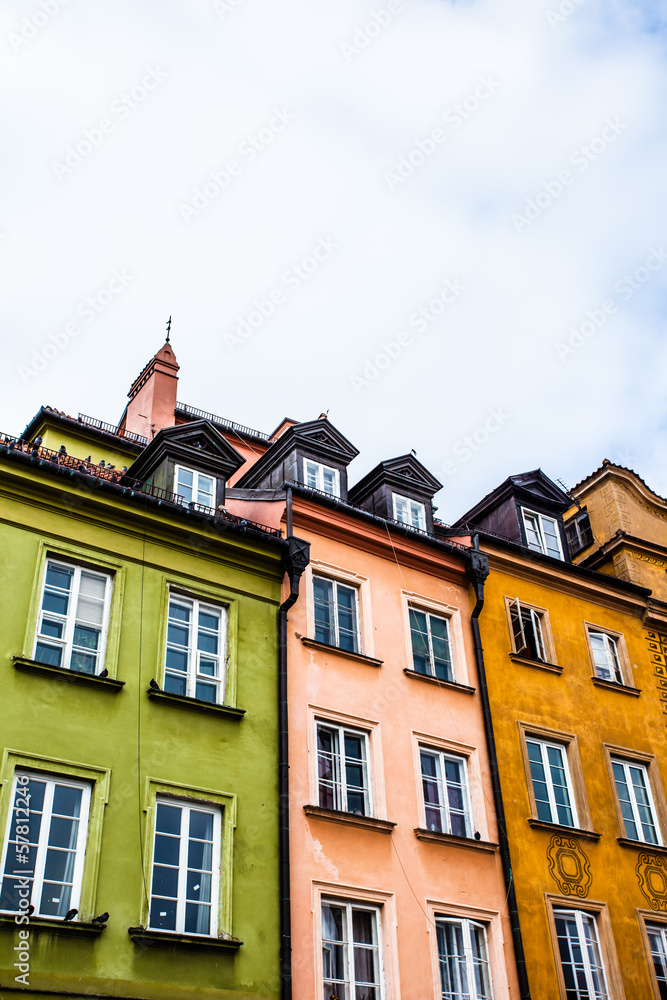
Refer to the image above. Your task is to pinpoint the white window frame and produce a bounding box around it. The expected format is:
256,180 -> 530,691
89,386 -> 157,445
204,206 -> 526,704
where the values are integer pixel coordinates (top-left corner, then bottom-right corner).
316,721 -> 371,816
419,746 -> 473,838
646,921 -> 667,997
164,593 -> 227,704
0,772 -> 91,920
435,916 -> 494,1000
553,907 -> 610,1000
174,465 -> 216,507
312,575 -> 360,653
588,630 -> 623,684
526,738 -> 578,828
393,493 -> 427,531
33,558 -> 112,675
321,898 -> 384,999
521,508 -> 564,560
508,597 -> 546,661
303,458 -> 340,497
408,605 -> 454,680
611,757 -> 661,845
148,797 -> 222,937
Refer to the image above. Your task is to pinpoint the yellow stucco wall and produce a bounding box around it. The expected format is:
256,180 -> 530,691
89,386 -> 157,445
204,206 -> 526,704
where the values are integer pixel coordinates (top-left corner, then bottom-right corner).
478,541 -> 666,999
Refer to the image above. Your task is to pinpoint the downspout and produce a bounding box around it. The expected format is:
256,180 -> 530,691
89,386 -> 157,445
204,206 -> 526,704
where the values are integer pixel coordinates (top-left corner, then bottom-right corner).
278,486 -> 310,1000
466,535 -> 531,1000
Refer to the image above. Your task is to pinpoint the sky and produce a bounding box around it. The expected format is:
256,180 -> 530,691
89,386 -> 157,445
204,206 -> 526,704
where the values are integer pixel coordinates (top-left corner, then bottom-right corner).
2,0 -> 666,523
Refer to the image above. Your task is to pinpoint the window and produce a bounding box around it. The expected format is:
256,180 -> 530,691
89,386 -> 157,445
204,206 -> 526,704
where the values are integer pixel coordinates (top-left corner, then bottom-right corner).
521,508 -> 563,560
588,631 -> 622,684
304,459 -> 340,497
508,598 -> 546,662
409,608 -> 453,681
0,772 -> 91,919
526,739 -> 577,827
317,723 -> 370,816
553,908 -> 609,1000
436,917 -> 493,1000
322,900 -> 382,999
34,559 -> 111,674
565,512 -> 593,556
420,748 -> 472,837
646,923 -> 667,999
149,798 -> 221,937
313,576 -> 359,653
174,466 -> 216,506
164,594 -> 226,704
611,758 -> 660,844
393,493 -> 426,531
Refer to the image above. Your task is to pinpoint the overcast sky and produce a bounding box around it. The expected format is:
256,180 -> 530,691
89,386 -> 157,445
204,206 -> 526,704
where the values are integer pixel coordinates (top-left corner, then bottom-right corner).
2,0 -> 666,522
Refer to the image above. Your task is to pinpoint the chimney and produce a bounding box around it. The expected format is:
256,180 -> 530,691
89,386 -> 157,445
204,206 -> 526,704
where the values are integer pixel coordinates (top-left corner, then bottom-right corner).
119,342 -> 180,440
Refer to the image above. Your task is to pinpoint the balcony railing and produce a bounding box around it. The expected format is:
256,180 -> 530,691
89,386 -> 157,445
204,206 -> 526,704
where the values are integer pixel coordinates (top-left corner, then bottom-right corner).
77,413 -> 148,446
175,402 -> 270,441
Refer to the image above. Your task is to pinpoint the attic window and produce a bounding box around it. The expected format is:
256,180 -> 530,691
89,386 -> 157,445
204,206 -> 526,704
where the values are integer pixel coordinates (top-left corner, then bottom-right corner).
393,494 -> 426,531
303,459 -> 339,497
521,508 -> 563,560
174,466 -> 216,507
565,512 -> 593,556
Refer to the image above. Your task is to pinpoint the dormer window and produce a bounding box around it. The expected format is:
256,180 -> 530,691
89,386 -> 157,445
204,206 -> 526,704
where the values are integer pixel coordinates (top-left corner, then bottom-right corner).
303,459 -> 340,497
521,508 -> 563,560
565,511 -> 593,556
393,494 -> 426,531
174,466 -> 216,507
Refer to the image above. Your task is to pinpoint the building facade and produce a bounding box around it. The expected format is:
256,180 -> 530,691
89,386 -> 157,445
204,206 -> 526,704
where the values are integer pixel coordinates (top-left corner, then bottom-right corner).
452,470 -> 667,999
0,349 -> 302,999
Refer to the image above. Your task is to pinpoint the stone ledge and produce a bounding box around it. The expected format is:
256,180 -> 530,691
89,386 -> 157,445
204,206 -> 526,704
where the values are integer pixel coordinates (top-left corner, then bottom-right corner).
403,668 -> 475,694
414,828 -> 498,852
299,637 -> 382,667
128,926 -> 242,950
304,805 -> 395,833
146,688 -> 245,720
13,656 -> 124,692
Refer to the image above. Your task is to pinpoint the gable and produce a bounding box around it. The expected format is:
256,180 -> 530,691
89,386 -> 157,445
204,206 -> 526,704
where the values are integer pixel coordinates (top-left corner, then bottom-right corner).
127,420 -> 245,483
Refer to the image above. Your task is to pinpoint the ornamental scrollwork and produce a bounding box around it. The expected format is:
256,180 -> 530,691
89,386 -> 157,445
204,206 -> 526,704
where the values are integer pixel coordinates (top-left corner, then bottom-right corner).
546,835 -> 592,898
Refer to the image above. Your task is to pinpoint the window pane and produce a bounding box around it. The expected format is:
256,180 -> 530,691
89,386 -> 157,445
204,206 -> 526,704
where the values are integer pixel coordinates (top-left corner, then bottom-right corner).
527,742 -> 553,823
314,577 -> 335,645
35,642 -> 63,667
149,897 -> 177,930
409,609 -> 430,674
546,744 -> 574,827
45,563 -> 74,591
41,591 -> 70,616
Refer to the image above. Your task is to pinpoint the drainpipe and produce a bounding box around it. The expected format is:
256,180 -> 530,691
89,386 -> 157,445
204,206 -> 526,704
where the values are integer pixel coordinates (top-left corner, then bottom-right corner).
278,486 -> 310,1000
466,536 -> 531,1000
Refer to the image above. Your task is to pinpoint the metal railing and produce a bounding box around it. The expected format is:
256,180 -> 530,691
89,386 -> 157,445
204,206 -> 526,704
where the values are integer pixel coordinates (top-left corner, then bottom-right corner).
77,414 -> 148,446
175,402 -> 270,441
0,434 -> 281,538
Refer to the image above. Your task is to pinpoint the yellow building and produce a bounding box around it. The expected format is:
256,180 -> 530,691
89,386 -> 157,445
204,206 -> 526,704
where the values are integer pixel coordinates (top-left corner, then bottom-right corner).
451,470 -> 667,999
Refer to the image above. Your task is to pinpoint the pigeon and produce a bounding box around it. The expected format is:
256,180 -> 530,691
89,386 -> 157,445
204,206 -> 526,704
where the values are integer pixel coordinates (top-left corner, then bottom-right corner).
99,668 -> 108,678
64,908 -> 78,921
27,905 -> 34,916
149,679 -> 161,691
92,912 -> 109,924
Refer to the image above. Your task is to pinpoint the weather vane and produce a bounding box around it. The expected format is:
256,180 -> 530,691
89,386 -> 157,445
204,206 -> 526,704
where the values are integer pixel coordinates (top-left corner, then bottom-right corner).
166,315 -> 172,343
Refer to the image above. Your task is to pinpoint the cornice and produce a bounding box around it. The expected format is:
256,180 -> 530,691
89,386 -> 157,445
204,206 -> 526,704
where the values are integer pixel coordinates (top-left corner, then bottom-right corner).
483,543 -> 649,616
292,499 -> 469,586
573,465 -> 667,516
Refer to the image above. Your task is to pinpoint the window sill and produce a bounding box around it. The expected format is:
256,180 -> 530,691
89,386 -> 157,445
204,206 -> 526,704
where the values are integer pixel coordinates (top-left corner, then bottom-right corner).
13,656 -> 124,691
128,926 -> 242,950
299,637 -> 383,668
303,805 -> 395,833
618,837 -> 667,854
592,677 -> 641,697
147,688 -> 245,720
414,828 -> 498,852
0,914 -> 106,936
509,653 -> 562,674
527,819 -> 601,841
403,668 -> 475,694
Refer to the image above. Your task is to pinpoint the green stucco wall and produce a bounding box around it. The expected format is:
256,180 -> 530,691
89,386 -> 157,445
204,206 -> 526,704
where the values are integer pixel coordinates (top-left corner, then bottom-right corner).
0,453 -> 284,1000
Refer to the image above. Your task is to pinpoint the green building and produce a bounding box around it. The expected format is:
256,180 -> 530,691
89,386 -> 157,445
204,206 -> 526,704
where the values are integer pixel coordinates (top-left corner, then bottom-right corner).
0,344 -> 307,999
